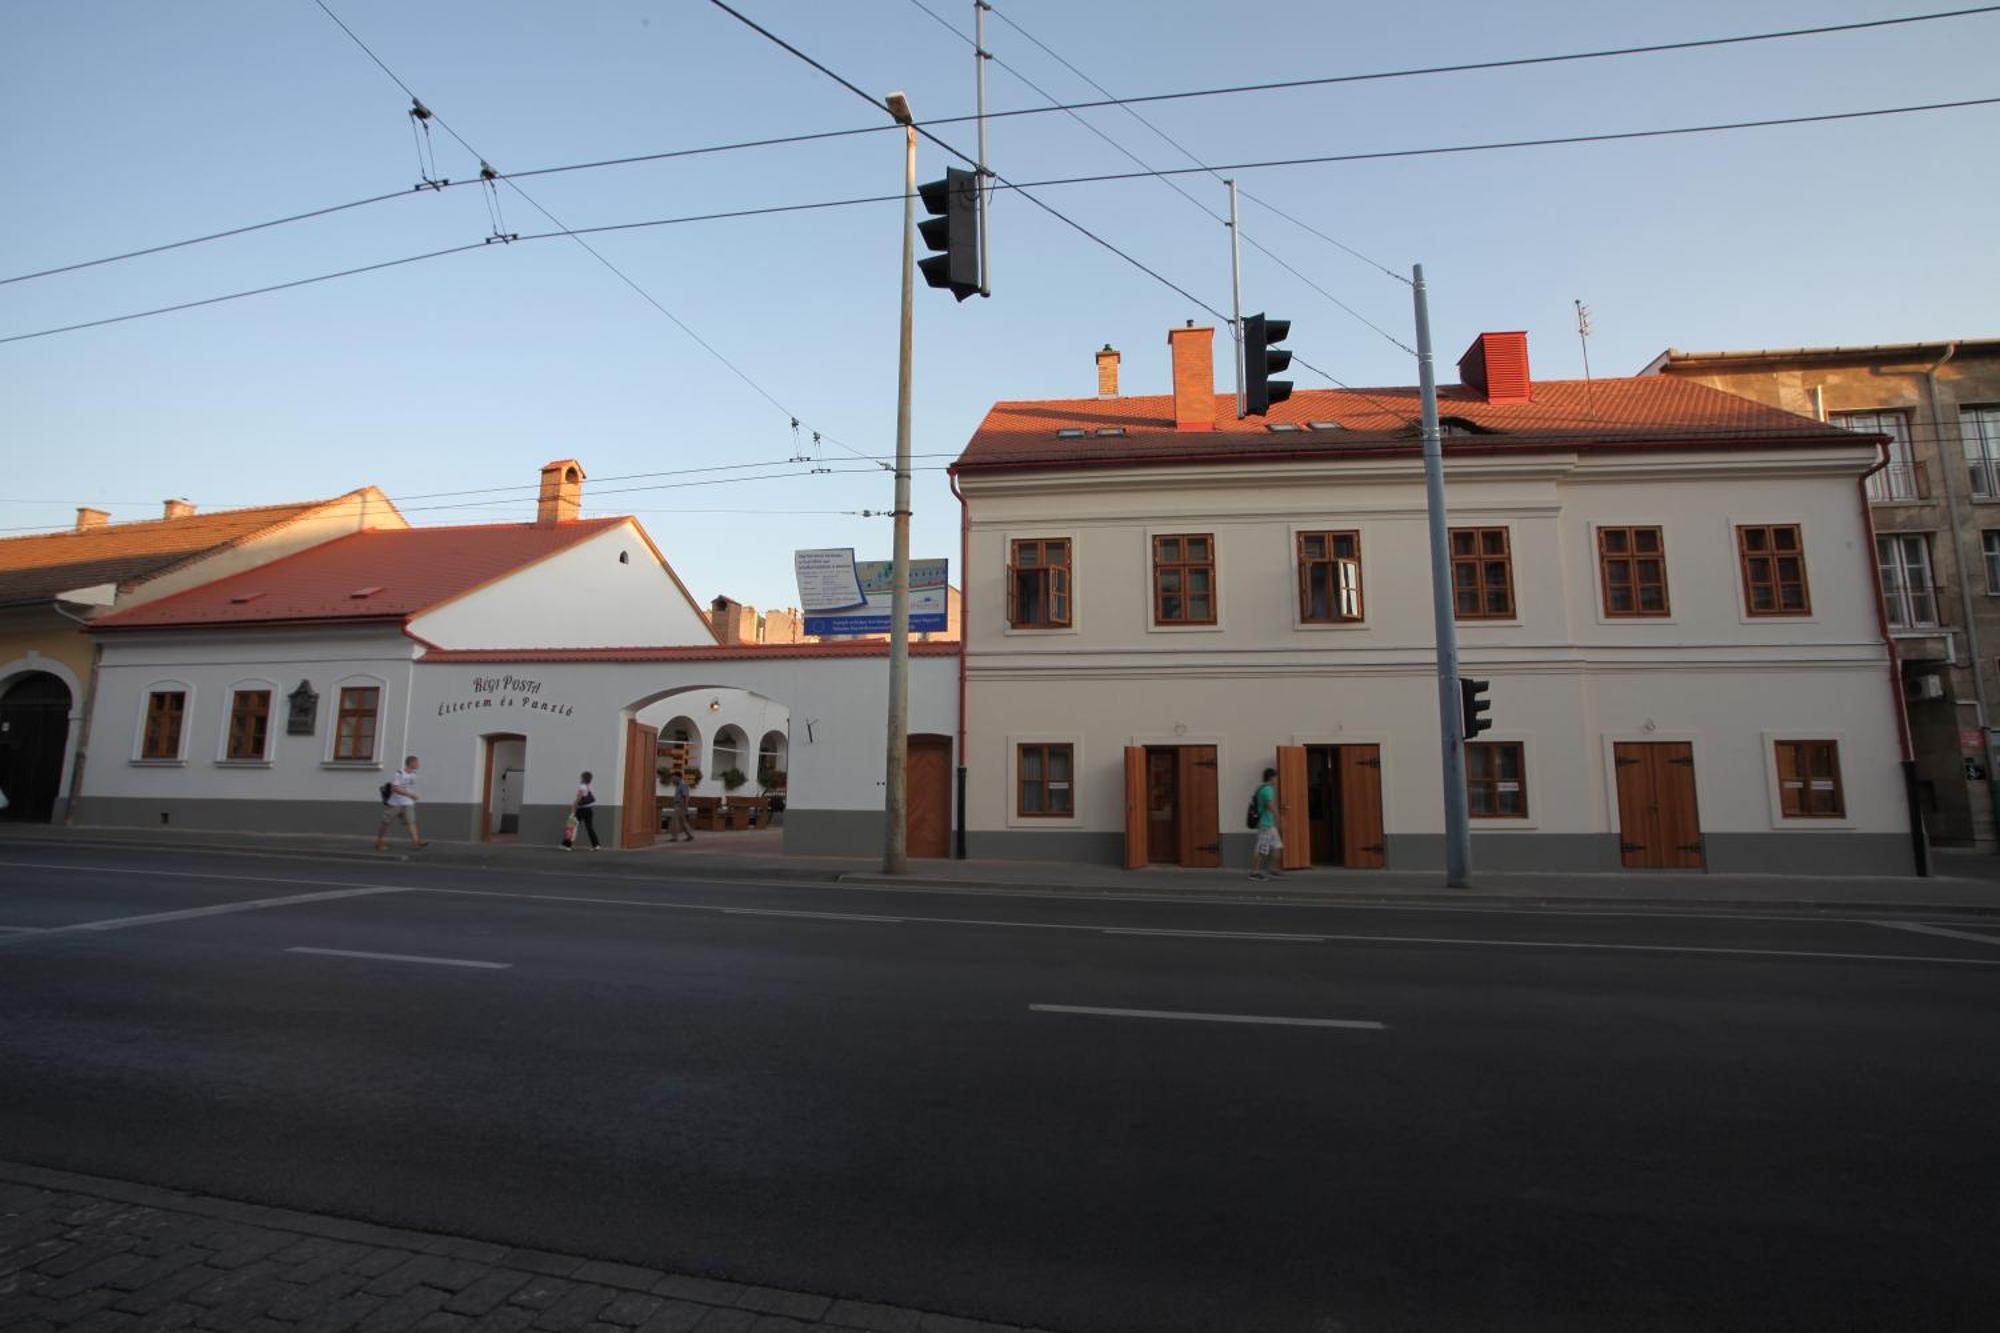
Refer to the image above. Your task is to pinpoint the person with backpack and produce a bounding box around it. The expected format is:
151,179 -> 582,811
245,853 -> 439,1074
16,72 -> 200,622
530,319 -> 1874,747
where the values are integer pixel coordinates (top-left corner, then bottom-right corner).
563,770 -> 601,850
1249,766 -> 1284,881
374,755 -> 426,851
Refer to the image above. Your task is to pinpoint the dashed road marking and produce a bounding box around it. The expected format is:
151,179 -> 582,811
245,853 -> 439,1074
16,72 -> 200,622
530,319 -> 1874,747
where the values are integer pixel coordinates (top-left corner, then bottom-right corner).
1031,1004 -> 1386,1030
286,946 -> 510,970
0,887 -> 413,947
1873,919 -> 2000,947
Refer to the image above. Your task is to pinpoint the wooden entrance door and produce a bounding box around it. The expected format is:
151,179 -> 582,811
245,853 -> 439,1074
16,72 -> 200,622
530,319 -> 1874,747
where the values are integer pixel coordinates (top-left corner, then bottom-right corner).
1123,747 -> 1147,869
1613,742 -> 1704,868
1338,745 -> 1386,868
1274,746 -> 1310,871
1176,745 -> 1221,868
621,719 -> 659,849
1145,748 -> 1180,864
906,735 -> 952,858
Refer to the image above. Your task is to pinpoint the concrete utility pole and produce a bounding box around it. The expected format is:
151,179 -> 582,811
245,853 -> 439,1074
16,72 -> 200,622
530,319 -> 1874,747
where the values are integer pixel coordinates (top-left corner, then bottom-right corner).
882,91 -> 917,876
973,0 -> 991,298
1413,263 -> 1472,888
1227,179 -> 1245,418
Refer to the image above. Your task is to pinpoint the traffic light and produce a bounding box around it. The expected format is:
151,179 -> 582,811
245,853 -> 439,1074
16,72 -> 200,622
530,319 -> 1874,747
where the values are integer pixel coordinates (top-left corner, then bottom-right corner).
1243,313 -> 1293,416
918,166 -> 981,302
1460,677 -> 1492,741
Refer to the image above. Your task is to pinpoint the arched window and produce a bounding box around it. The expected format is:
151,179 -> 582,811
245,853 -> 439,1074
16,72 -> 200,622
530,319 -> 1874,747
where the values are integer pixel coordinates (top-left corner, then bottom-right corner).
757,730 -> 787,784
660,716 -> 702,774
712,725 -> 747,779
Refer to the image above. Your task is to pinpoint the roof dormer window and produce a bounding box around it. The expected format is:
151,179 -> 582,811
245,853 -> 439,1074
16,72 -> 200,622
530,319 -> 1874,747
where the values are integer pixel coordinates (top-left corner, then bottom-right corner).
1056,428 -> 1087,438
1266,423 -> 1304,433
1093,427 -> 1126,437
228,592 -> 264,605
1308,421 -> 1343,431
348,585 -> 384,600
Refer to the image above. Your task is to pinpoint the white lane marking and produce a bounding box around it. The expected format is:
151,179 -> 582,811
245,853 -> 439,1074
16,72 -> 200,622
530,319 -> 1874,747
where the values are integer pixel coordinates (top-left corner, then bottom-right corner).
1102,927 -> 1323,942
415,886 -> 2000,966
1874,919 -> 2000,947
0,886 -> 413,947
286,946 -> 510,970
0,860 -> 409,891
0,926 -> 44,934
1031,1004 -> 1385,1030
720,907 -> 904,923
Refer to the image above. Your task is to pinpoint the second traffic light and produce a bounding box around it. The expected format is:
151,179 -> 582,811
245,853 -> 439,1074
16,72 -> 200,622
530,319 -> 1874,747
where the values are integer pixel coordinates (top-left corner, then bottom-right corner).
1244,313 -> 1293,416
918,166 -> 982,302
1459,677 -> 1493,741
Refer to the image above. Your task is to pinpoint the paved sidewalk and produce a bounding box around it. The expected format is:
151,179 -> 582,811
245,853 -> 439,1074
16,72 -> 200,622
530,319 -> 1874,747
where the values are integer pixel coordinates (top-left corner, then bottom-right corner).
0,1162 -> 1055,1333
6,824 -> 2000,915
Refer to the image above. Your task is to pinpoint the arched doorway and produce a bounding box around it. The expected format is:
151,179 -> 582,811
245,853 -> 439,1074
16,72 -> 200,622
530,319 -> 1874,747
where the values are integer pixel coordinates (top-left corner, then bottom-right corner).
1,672 -> 73,823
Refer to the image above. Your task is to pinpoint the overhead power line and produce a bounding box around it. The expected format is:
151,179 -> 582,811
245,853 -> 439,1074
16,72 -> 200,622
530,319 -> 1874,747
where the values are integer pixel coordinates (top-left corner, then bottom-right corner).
9,4 -> 1992,290
7,93 -> 1998,348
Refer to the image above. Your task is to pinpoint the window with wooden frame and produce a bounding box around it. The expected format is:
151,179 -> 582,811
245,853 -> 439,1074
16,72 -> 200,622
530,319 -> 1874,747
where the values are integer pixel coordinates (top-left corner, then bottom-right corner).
1737,524 -> 1811,615
332,685 -> 381,763
1152,533 -> 1216,625
1450,527 -> 1515,619
1774,739 -> 1844,818
225,689 -> 272,761
1298,530 -> 1363,623
1598,526 -> 1670,617
140,690 -> 186,760
1008,538 -> 1072,628
1016,743 -> 1074,817
1466,742 -> 1527,818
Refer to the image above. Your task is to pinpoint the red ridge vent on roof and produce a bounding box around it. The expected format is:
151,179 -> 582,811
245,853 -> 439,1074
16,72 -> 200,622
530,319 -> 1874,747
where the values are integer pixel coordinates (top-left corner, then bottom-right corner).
1458,332 -> 1531,404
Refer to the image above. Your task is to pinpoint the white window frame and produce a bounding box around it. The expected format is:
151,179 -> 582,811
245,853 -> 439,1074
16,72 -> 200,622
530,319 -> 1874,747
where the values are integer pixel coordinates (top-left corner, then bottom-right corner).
1835,409 -> 1920,503
1963,405 -> 2000,500
1760,730 -> 1856,830
1005,733 -> 1083,828
216,678 -> 279,765
324,674 -> 389,767
1876,532 -> 1938,630
1984,531 -> 2000,596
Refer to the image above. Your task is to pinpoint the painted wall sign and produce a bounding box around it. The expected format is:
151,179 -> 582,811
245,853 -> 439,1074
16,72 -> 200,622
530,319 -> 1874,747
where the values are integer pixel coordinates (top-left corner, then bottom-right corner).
804,558 -> 949,636
437,675 -> 577,719
794,548 -> 866,613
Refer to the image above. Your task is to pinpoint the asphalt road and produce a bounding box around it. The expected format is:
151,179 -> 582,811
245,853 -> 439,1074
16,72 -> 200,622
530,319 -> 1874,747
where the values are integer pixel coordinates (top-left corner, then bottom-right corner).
3,844 -> 1999,1333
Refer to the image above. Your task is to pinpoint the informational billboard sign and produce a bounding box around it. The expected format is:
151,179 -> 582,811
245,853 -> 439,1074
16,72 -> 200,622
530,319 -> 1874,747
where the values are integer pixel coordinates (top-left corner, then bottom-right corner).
803,558 -> 949,636
794,548 -> 866,613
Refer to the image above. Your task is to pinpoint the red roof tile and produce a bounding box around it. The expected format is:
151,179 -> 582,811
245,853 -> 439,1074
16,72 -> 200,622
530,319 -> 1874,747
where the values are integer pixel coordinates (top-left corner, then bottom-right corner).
0,500 -> 330,607
420,642 -> 961,663
953,376 -> 1868,473
92,519 -> 624,631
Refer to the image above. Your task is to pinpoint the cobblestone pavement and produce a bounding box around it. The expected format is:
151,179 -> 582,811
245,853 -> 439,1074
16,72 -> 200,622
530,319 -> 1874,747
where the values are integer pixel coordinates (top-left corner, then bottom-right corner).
0,1165 -> 1058,1333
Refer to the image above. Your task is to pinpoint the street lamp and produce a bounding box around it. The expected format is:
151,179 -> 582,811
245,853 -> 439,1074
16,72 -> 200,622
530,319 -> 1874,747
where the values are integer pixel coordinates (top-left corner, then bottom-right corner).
881,90 -> 916,875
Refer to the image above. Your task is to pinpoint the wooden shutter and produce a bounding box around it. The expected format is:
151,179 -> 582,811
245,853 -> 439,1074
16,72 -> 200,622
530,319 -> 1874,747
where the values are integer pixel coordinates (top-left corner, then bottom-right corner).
1123,746 -> 1147,869
1179,745 -> 1221,868
1276,745 -> 1310,870
622,721 -> 659,848
1658,743 -> 1704,868
1340,745 -> 1386,868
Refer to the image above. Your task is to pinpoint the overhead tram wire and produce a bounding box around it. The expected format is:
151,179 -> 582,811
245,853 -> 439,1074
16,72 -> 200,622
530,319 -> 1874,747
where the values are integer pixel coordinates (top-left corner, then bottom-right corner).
919,0 -> 1413,354
9,94 -> 2000,348
9,4 -> 1996,289
307,0 -> 891,474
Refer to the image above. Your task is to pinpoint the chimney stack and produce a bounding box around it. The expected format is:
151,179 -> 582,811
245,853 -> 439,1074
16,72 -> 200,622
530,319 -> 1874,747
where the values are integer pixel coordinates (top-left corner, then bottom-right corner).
75,507 -> 109,532
162,499 -> 196,520
1095,344 -> 1121,398
537,459 -> 586,525
1457,332 -> 1532,404
1168,323 -> 1216,431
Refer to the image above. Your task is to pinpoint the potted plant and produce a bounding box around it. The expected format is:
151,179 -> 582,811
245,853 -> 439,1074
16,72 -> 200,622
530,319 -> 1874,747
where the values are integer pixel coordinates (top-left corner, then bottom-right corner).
719,767 -> 748,793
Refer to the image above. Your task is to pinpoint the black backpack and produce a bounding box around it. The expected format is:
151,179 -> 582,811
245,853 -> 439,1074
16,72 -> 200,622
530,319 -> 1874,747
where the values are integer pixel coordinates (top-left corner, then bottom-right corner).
1245,792 -> 1261,830
379,781 -> 393,805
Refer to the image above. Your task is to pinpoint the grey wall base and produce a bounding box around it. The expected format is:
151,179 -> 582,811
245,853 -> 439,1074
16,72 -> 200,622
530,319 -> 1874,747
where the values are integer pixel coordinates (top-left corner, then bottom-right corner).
783,808 -> 883,858
74,797 -> 574,847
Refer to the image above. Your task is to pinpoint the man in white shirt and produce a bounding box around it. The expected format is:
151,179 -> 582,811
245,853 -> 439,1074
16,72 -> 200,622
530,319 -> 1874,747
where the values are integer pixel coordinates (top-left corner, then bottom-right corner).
374,754 -> 427,851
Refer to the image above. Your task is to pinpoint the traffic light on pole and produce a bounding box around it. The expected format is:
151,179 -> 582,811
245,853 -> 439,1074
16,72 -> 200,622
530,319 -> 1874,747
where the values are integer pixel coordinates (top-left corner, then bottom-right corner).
918,166 -> 982,302
1243,313 -> 1293,416
1459,677 -> 1492,741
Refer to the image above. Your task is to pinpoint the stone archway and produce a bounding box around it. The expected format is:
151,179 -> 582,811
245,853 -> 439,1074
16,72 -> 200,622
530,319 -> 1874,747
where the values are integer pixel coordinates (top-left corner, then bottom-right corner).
1,672 -> 74,823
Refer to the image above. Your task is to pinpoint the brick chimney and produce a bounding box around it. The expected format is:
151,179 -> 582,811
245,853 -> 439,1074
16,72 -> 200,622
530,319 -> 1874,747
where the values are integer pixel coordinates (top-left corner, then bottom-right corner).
709,595 -> 756,645
162,499 -> 196,520
537,459 -> 585,525
1457,332 -> 1531,404
1095,344 -> 1121,398
1168,323 -> 1215,431
75,507 -> 109,532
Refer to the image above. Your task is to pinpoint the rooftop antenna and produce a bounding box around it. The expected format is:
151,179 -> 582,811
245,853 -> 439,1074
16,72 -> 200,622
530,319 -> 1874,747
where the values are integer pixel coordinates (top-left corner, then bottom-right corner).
1575,299 -> 1598,415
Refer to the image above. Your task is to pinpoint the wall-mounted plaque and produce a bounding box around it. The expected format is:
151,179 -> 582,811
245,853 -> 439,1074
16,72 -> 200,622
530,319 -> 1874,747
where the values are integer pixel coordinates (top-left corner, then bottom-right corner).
287,681 -> 319,736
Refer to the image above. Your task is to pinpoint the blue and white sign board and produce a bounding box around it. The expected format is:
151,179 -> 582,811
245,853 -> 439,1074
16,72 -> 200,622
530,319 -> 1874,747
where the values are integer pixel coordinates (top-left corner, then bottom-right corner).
794,548 -> 866,613
802,557 -> 949,636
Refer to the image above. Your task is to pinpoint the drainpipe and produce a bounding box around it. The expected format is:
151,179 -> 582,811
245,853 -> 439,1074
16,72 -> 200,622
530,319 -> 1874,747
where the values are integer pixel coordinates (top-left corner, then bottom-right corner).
949,469 -> 969,860
1858,440 -> 1928,875
50,605 -> 102,825
1919,342 -> 1995,847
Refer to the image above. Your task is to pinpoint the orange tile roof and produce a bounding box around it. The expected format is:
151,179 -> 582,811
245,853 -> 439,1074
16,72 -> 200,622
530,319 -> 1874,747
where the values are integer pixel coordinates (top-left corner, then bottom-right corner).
0,501 -> 326,607
420,641 -> 962,663
953,375 -> 1870,473
92,519 -> 625,631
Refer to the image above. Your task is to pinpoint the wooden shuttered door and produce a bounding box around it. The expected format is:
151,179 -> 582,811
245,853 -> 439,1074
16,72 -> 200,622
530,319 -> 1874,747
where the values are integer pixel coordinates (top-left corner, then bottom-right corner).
1612,742 -> 1703,869
1123,747 -> 1147,869
1275,746 -> 1310,870
1177,745 -> 1221,868
1340,745 -> 1387,869
621,720 -> 659,849
906,735 -> 952,858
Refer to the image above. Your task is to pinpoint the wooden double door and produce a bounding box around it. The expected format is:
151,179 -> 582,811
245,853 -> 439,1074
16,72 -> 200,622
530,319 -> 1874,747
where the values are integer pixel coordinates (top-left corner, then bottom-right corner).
1123,745 -> 1220,868
1275,744 -> 1384,870
1612,741 -> 1704,868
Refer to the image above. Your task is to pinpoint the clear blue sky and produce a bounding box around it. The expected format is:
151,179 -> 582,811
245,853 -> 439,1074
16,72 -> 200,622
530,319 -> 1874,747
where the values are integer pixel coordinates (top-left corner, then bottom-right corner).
6,1 -> 1996,615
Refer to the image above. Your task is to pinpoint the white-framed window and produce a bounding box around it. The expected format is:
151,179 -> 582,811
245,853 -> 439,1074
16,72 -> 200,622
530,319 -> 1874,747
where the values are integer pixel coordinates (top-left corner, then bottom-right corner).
1876,533 -> 1938,629
1835,409 -> 1921,502
220,680 -> 277,763
325,676 -> 387,764
711,725 -> 747,781
757,730 -> 787,783
1963,405 -> 2000,498
135,682 -> 193,762
1985,531 -> 2000,595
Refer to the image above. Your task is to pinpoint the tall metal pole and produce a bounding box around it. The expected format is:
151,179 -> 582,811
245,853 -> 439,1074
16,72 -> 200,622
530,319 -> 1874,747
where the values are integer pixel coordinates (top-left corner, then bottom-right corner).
1413,263 -> 1472,887
1227,178 -> 1244,418
974,0 -> 992,298
883,108 -> 916,875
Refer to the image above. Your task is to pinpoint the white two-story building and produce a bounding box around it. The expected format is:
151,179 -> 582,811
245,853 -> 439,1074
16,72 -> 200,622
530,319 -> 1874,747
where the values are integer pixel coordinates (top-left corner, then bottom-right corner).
950,327 -> 1916,876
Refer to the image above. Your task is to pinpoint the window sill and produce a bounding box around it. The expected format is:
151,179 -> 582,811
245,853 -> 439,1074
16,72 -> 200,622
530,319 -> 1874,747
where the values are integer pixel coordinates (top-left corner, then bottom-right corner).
1454,618 -> 1524,629
214,759 -> 274,769
321,760 -> 383,771
1001,624 -> 1079,637
129,758 -> 186,768
1146,622 -> 1225,634
1294,619 -> 1371,632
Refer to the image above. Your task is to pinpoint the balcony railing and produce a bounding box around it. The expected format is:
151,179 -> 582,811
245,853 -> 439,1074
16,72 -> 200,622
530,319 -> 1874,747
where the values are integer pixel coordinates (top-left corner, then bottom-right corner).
1867,462 -> 1928,503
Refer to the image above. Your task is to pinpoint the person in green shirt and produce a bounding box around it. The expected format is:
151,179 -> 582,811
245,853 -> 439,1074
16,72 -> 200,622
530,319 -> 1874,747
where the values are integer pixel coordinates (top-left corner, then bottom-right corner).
1250,767 -> 1284,880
